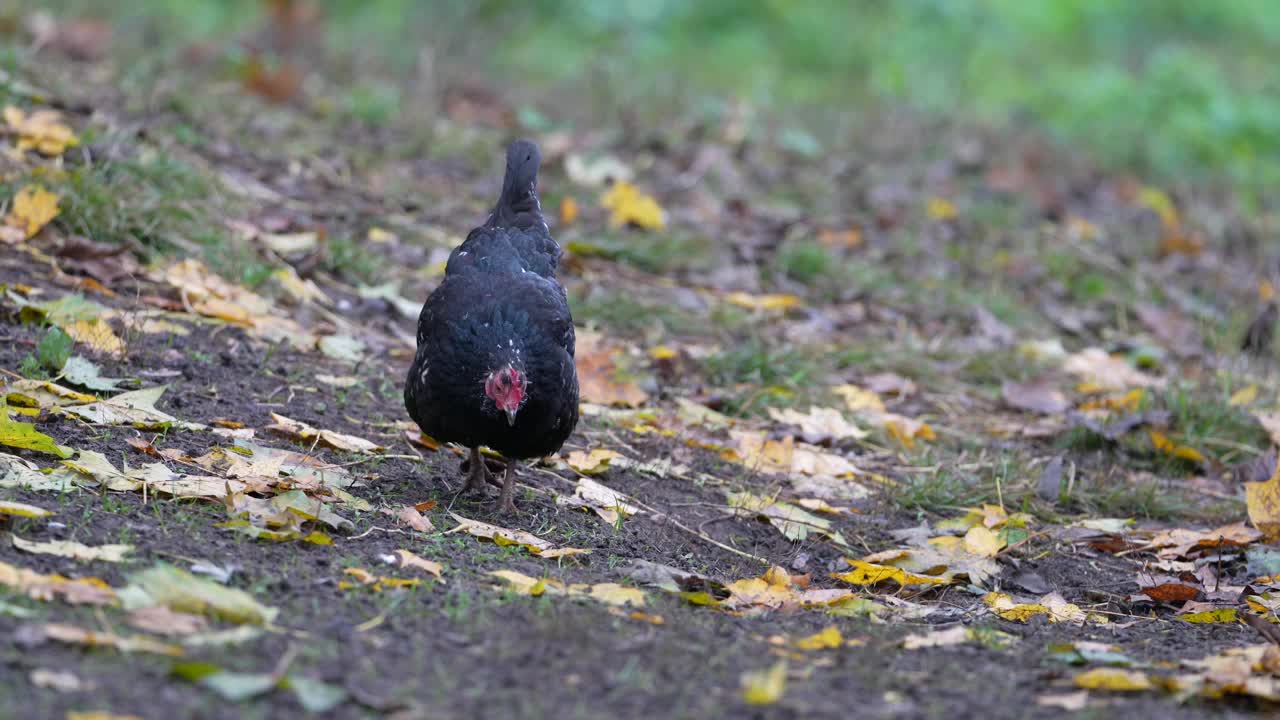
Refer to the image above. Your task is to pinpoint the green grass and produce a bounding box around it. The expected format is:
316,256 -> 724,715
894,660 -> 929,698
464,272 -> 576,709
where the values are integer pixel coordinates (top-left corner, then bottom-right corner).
29,0 -> 1280,194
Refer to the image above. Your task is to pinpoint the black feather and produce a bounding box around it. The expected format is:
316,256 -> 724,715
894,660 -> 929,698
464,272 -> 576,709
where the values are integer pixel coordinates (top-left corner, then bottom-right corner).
405,140 -> 578,461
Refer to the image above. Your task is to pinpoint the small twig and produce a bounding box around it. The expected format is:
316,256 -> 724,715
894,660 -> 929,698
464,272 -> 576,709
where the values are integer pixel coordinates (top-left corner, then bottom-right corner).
347,525 -> 411,541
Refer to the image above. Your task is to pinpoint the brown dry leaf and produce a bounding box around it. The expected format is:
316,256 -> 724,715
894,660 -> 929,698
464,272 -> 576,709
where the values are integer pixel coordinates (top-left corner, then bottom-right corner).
267,413 -> 384,453
0,560 -> 117,606
575,332 -> 648,407
393,549 -> 444,581
3,106 -> 79,155
1063,347 -> 1164,391
383,505 -> 434,533
126,606 -> 209,636
1001,380 -> 1069,415
5,185 -> 60,237
35,622 -> 183,656
1147,523 -> 1263,559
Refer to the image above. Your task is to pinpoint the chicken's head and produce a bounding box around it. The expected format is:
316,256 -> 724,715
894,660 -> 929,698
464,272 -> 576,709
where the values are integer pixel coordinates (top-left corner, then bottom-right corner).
484,363 -> 526,426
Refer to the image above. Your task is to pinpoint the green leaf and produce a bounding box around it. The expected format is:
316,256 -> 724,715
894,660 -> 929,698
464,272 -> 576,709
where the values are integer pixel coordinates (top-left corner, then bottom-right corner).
60,356 -> 127,391
285,675 -> 347,713
126,563 -> 279,625
0,403 -> 71,457
203,672 -> 279,701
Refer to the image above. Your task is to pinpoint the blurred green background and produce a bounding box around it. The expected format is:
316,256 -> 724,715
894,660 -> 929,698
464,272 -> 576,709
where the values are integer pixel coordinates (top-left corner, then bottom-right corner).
33,0 -> 1280,193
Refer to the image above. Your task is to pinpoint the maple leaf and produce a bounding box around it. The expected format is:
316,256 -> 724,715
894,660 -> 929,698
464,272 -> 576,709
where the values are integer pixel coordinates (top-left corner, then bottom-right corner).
5,185 -> 60,238
601,181 -> 665,230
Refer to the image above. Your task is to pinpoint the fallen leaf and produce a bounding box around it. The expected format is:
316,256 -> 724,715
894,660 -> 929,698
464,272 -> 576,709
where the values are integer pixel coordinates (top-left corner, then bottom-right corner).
1074,668 -> 1152,691
4,106 -> 78,155
64,318 -> 125,357
12,536 -> 131,563
1036,691 -> 1090,711
448,513 -> 588,559
0,560 -> 116,606
767,406 -> 867,443
267,413 -> 384,453
1063,348 -> 1164,391
1230,385 -> 1259,407
575,332 -> 648,407
1149,430 -> 1207,464
30,667 -> 88,693
833,559 -> 950,588
0,500 -> 53,518
35,622 -> 183,656
741,660 -> 787,705
601,181 -> 665,230
61,356 -> 128,391
724,292 -> 801,312
902,625 -> 972,649
392,549 -> 444,581
5,185 -> 60,238
794,626 -> 843,650
62,385 -> 203,431
124,564 -> 278,625
558,475 -> 639,524
127,605 -> 209,636
1001,380 -> 1069,415
317,335 -> 366,362
0,452 -> 73,490
0,405 -> 72,457
387,505 -> 434,533
566,448 -> 620,475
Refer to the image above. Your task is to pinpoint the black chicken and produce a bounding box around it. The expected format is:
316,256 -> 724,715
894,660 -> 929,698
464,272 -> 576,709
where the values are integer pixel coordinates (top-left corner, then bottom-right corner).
404,140 -> 578,513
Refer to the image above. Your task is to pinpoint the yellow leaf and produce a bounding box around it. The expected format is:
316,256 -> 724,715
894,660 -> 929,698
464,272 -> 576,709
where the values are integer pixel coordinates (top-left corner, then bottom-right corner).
1180,607 -> 1238,624
647,344 -> 677,360
1074,667 -> 1153,691
926,197 -> 957,221
559,196 -> 578,225
566,448 -> 620,475
1148,431 -> 1206,464
39,622 -> 183,657
832,560 -> 950,588
832,384 -> 886,413
964,526 -> 1005,557
12,536 -> 131,562
724,292 -> 802,312
395,549 -> 444,581
0,500 -> 53,518
1247,460 -> 1280,540
267,413 -> 384,453
983,592 -> 1049,622
367,227 -> 396,243
4,106 -> 79,155
601,181 -> 665,230
903,625 -> 972,649
794,626 -> 843,650
6,185 -> 60,238
1138,187 -> 1179,230
742,660 -> 787,705
1229,385 -> 1259,407
65,319 -> 125,357
588,583 -> 647,607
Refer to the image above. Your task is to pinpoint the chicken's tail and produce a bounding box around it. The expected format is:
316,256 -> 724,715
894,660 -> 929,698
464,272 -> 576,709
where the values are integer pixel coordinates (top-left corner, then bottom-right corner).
490,139 -> 544,230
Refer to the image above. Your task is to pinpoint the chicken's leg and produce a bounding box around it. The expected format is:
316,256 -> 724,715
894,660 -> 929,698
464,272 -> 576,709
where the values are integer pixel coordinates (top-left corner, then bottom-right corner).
463,446 -> 491,495
497,461 -> 518,514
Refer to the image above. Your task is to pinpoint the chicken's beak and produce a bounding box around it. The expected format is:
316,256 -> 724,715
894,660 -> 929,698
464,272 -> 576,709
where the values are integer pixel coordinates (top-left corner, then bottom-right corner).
505,408 -> 518,427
